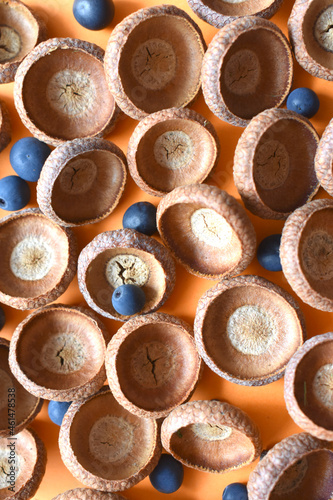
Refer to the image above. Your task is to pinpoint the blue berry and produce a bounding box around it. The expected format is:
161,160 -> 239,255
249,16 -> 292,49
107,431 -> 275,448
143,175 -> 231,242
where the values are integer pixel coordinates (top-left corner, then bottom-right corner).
260,449 -> 269,460
10,137 -> 52,182
149,454 -> 184,494
286,87 -> 320,118
112,284 -> 146,316
223,483 -> 248,500
122,202 -> 157,236
73,0 -> 114,30
48,401 -> 72,426
257,234 -> 282,272
0,305 -> 5,331
0,176 -> 30,211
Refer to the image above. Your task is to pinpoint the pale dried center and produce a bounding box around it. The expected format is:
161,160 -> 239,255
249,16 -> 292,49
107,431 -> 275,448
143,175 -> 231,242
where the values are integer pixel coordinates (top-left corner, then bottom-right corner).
105,254 -> 149,288
0,369 -> 14,412
132,38 -> 177,90
0,25 -> 21,63
46,70 -> 96,116
224,49 -> 260,95
314,6 -> 333,53
89,415 -> 134,463
40,333 -> 86,374
154,131 -> 193,170
131,341 -> 174,389
227,305 -> 276,356
302,230 -> 333,280
273,458 -> 308,495
59,158 -> 97,195
191,208 -> 233,249
254,140 -> 290,190
0,448 -> 21,489
10,236 -> 54,281
191,423 -> 232,441
313,363 -> 333,409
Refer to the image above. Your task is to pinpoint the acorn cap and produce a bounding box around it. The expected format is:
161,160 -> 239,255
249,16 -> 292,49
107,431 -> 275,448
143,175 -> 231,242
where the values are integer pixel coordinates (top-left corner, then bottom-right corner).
0,208 -> 77,310
105,312 -> 202,418
280,198 -> 333,311
59,386 -> 162,492
77,229 -> 176,321
0,99 -> 11,152
14,37 -> 120,146
37,138 -> 127,227
233,108 -> 319,219
0,337 -> 42,438
156,184 -> 256,279
104,5 -> 206,120
52,490 -> 127,500
8,304 -> 110,402
161,399 -> 262,473
127,107 -> 220,197
247,432 -> 333,499
315,118 -> 333,196
202,16 -> 293,127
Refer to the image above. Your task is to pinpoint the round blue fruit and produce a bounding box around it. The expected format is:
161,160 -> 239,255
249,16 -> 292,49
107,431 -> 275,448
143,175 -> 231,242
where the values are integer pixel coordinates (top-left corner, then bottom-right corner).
286,87 -> 320,118
112,284 -> 146,316
10,137 -> 52,182
73,0 -> 114,30
257,234 -> 282,272
0,306 -> 5,331
223,483 -> 248,500
122,201 -> 157,236
48,401 -> 72,426
149,454 -> 184,494
0,176 -> 30,211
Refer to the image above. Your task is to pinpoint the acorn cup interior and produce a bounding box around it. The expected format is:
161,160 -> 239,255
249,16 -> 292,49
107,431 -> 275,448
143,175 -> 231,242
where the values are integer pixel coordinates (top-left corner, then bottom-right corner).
195,0 -> 279,17
302,0 -> 333,72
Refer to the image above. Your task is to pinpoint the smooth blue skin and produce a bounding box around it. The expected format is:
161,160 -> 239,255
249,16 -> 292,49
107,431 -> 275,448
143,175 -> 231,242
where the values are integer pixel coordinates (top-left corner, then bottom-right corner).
0,306 -> 5,331
223,483 -> 248,500
73,0 -> 114,30
0,176 -> 30,211
112,284 -> 146,316
286,87 -> 320,118
257,234 -> 282,272
48,401 -> 72,426
149,454 -> 184,494
122,201 -> 157,236
10,137 -> 51,182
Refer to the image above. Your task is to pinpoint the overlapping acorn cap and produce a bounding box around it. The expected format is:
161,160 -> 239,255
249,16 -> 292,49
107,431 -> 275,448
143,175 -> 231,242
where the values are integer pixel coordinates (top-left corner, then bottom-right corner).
315,118 -> 333,196
0,99 -> 11,153
52,490 -> 127,500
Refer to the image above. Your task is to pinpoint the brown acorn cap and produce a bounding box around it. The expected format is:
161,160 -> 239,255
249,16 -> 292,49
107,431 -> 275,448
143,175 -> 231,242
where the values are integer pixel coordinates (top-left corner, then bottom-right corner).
37,138 -> 127,227
59,386 -> 162,492
247,432 -> 333,499
8,304 -> 110,402
284,333 -> 333,441
105,312 -> 202,418
156,184 -> 256,279
161,399 -> 262,473
0,338 -> 42,438
14,37 -> 120,147
0,427 -> 47,499
0,100 -> 11,152
201,16 -> 293,127
104,5 -> 206,121
194,275 -> 305,386
52,489 -> 127,500
288,0 -> 333,80
0,0 -> 47,84
280,198 -> 333,312
0,208 -> 77,310
127,107 -> 220,197
315,118 -> 333,196
233,108 -> 319,219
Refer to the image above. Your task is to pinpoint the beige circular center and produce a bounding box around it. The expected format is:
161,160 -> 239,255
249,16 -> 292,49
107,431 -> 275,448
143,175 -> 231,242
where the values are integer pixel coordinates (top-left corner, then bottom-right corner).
314,6 -> 333,53
301,231 -> 333,281
131,341 -> 174,389
89,415 -> 134,463
58,158 -> 97,194
0,25 -> 21,63
40,333 -> 86,374
154,131 -> 193,170
313,363 -> 333,409
254,140 -> 290,190
131,38 -> 177,90
10,236 -> 54,281
0,369 -> 14,412
191,423 -> 232,441
0,448 -> 21,489
105,254 -> 149,288
191,208 -> 233,249
46,70 -> 96,116
224,49 -> 260,95
273,458 -> 308,495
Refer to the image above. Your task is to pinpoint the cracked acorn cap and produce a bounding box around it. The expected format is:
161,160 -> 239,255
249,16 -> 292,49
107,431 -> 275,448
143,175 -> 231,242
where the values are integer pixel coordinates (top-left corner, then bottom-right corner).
104,5 -> 206,121
315,118 -> 333,196
233,108 -> 319,219
52,490 -> 127,500
59,386 -> 162,492
37,138 -> 127,227
14,37 -> 120,147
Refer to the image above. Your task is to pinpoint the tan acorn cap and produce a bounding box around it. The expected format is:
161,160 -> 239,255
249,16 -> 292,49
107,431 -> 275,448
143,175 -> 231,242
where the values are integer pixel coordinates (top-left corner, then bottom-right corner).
161,399 -> 262,473
77,228 -> 176,321
233,108 -> 319,219
284,333 -> 333,441
288,0 -> 333,80
202,16 -> 293,127
59,386 -> 162,492
0,427 -> 47,499
156,183 -> 256,279
8,304 -> 110,402
105,312 -> 202,418
315,118 -> 333,196
14,37 -> 120,147
0,338 -> 42,438
0,100 -> 11,152
247,432 -> 333,499
194,275 -> 305,386
0,208 -> 77,310
127,107 -> 220,197
280,198 -> 333,311
104,5 -> 206,121
37,138 -> 127,227
52,489 -> 127,500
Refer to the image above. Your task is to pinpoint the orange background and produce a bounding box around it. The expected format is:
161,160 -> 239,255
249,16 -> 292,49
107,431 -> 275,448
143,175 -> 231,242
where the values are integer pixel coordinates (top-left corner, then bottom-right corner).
0,0 -> 333,498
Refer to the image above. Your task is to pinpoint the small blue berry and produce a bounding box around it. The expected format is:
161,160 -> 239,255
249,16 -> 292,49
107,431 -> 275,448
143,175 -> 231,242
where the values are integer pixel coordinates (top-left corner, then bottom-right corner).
286,87 -> 320,118
149,454 -> 184,494
223,483 -> 248,500
48,401 -> 72,426
10,137 -> 52,182
0,176 -> 30,211
257,234 -> 282,272
73,0 -> 114,30
260,449 -> 269,460
122,202 -> 157,236
0,305 -> 5,331
112,284 -> 146,316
